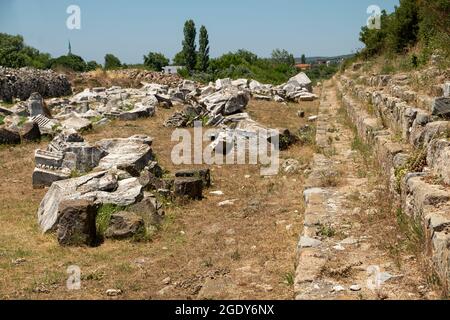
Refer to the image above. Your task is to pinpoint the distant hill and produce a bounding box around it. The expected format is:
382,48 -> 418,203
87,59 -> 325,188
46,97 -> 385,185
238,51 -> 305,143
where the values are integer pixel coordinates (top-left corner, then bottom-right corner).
295,54 -> 355,64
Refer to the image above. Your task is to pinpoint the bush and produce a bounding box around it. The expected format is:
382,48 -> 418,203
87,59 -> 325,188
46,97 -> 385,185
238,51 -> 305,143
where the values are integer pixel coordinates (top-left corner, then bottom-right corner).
50,54 -> 87,72
143,52 -> 169,71
86,60 -> 101,71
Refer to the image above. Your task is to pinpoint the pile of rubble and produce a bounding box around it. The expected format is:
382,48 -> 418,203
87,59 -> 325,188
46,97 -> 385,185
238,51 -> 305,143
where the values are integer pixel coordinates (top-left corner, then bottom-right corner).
69,68 -> 184,92
35,130 -> 212,246
0,67 -> 72,102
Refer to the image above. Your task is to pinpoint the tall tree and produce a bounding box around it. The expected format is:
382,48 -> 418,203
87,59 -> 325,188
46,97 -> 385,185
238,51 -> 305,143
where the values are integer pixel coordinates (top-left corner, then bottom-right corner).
271,49 -> 295,66
104,54 -> 122,70
182,20 -> 197,72
197,25 -> 210,72
301,54 -> 306,64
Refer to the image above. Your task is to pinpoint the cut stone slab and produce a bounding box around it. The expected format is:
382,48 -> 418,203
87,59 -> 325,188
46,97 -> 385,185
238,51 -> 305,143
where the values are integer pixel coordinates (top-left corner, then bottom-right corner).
105,211 -> 145,240
20,121 -> 41,142
32,168 -> 71,189
175,168 -> 211,188
61,116 -> 93,132
288,72 -> 313,92
37,171 -> 107,233
0,127 -> 21,144
27,92 -> 52,118
96,136 -> 153,176
118,104 -> 155,121
298,236 -> 322,249
431,97 -> 450,116
174,177 -> 203,200
57,199 -> 98,246
76,177 -> 144,207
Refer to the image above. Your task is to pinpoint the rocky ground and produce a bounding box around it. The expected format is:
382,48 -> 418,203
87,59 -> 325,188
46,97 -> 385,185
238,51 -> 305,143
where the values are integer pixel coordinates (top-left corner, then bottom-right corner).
0,97 -> 317,299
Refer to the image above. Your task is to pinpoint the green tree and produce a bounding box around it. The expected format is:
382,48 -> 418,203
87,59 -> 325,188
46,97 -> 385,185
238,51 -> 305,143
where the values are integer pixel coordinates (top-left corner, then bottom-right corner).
386,0 -> 420,53
271,49 -> 295,66
143,52 -> 169,71
182,20 -> 197,72
301,54 -> 306,64
104,54 -> 122,70
197,25 -> 210,72
0,33 -> 51,69
173,51 -> 186,66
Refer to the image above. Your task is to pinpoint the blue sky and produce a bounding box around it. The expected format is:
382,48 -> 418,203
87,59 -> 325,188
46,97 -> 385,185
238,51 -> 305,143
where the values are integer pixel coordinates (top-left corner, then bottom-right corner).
0,0 -> 399,63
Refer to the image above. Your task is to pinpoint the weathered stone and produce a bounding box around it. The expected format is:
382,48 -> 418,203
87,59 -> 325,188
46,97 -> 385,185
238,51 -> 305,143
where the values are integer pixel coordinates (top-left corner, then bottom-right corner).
57,199 -> 98,246
431,97 -> 450,117
27,92 -> 52,118
37,171 -> 107,233
118,104 -> 155,121
298,236 -> 322,248
0,127 -> 21,144
174,177 -> 203,200
20,121 -> 41,142
105,211 -> 145,240
175,168 -> 211,188
77,177 -> 144,207
96,136 -> 153,176
427,139 -> 450,185
215,78 -> 232,91
61,116 -> 92,132
128,194 -> 165,226
287,72 -> 313,92
32,168 -> 71,189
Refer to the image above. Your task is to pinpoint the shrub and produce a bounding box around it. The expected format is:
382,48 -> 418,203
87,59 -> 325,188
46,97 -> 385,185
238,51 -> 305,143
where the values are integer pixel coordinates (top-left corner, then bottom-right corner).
50,54 -> 87,72
143,52 -> 169,71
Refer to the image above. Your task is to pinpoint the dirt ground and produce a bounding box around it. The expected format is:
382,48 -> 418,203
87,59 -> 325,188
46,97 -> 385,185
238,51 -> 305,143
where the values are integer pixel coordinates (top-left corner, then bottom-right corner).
0,98 -> 318,299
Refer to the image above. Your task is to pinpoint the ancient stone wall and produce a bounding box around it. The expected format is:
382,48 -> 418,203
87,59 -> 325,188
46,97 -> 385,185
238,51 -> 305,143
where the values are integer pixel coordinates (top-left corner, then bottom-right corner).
336,69 -> 450,291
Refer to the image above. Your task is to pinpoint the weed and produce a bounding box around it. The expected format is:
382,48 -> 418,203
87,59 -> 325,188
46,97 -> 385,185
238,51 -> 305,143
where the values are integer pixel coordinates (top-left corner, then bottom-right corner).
96,204 -> 125,237
318,224 -> 336,238
283,272 -> 295,286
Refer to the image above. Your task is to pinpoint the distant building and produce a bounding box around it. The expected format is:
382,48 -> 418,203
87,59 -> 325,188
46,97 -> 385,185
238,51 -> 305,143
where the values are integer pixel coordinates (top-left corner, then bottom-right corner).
295,63 -> 311,71
162,66 -> 183,75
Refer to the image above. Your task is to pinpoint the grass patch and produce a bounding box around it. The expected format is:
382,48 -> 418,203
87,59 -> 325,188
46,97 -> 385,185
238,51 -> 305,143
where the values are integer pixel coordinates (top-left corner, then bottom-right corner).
283,271 -> 295,286
96,204 -> 125,237
318,224 -> 336,238
0,115 -> 4,126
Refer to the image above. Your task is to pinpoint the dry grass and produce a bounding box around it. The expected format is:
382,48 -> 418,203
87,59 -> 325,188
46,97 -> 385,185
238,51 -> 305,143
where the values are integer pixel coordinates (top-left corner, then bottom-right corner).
0,98 -> 318,299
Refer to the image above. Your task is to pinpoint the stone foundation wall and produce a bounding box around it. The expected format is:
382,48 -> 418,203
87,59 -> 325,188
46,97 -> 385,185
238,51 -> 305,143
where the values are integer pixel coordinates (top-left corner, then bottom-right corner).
336,73 -> 450,291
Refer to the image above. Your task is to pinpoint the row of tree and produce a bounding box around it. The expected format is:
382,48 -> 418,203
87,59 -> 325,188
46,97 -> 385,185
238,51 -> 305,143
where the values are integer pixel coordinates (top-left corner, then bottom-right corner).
359,0 -> 450,59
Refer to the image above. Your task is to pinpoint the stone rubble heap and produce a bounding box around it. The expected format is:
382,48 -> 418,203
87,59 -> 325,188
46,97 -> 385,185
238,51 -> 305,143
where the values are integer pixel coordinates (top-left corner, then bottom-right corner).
34,132 -> 212,246
0,67 -> 72,102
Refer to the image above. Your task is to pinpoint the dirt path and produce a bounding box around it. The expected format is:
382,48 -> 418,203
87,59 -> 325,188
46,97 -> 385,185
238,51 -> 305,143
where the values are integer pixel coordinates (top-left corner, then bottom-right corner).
0,99 -> 317,299
294,80 -> 435,300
